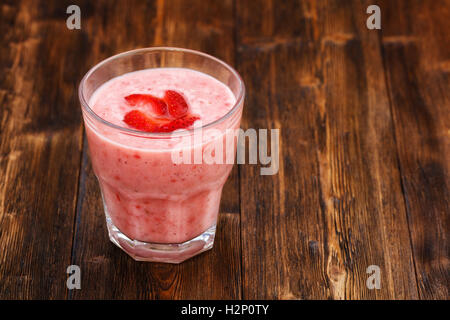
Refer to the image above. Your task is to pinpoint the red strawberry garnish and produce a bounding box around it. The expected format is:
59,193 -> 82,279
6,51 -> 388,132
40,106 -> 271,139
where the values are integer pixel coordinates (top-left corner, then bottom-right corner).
125,94 -> 167,116
124,110 -> 199,133
159,114 -> 200,132
123,90 -> 200,133
164,90 -> 189,118
123,110 -> 168,132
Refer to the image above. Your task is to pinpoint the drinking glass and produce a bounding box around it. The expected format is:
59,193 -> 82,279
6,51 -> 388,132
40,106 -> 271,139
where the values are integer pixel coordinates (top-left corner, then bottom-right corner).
78,48 -> 245,263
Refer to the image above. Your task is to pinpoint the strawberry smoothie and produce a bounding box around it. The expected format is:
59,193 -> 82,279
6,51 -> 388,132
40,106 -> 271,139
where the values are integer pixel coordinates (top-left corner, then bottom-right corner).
82,64 -> 243,262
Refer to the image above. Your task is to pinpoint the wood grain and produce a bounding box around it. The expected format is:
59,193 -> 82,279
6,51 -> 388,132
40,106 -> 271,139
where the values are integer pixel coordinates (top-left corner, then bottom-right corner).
69,0 -> 242,299
0,0 -> 86,299
0,0 -> 448,300
380,0 -> 450,299
236,0 -> 418,299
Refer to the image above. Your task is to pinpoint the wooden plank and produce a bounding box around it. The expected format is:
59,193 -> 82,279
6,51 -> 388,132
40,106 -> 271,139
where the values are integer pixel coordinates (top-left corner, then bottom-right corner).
380,0 -> 450,299
70,0 -> 241,299
0,0 -> 85,299
236,0 -> 331,300
236,0 -> 418,299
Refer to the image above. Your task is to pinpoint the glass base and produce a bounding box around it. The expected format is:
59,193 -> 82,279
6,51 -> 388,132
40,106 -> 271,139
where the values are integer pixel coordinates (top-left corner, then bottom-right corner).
105,214 -> 216,264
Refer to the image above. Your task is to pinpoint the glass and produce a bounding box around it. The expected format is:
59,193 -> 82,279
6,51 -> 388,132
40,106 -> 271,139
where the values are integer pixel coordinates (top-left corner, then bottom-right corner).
78,47 -> 245,263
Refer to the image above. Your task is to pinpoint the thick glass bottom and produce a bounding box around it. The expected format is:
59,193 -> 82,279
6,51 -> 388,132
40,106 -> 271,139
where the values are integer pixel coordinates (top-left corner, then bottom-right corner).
105,213 -> 216,264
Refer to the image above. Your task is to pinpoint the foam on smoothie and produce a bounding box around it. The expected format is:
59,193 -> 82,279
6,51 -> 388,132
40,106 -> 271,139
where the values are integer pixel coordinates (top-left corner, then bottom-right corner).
89,68 -> 236,129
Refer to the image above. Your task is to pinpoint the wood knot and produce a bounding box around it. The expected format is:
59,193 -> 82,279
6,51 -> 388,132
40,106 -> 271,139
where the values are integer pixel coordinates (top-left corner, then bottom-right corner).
308,240 -> 319,255
328,265 -> 346,282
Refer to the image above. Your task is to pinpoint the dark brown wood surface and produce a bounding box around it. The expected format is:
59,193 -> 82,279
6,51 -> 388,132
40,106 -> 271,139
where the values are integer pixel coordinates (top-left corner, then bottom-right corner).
0,0 -> 448,299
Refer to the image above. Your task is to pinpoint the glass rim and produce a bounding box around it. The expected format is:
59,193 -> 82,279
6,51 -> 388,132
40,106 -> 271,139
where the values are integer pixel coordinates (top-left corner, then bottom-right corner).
78,47 -> 245,137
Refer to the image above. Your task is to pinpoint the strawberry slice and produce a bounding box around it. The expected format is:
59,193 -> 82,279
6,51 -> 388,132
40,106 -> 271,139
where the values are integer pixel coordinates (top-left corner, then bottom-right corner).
123,110 -> 167,132
164,90 -> 189,118
124,110 -> 199,133
159,114 -> 200,132
125,94 -> 167,116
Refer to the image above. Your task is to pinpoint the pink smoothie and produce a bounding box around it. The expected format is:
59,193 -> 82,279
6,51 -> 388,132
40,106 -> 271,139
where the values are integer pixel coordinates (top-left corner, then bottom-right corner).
85,68 -> 240,244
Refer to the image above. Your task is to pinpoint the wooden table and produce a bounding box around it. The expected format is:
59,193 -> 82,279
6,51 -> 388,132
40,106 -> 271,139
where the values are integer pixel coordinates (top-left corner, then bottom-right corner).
0,0 -> 448,300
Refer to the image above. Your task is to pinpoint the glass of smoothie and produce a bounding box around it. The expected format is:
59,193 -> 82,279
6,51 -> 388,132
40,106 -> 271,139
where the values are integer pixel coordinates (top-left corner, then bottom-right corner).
78,48 -> 244,263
